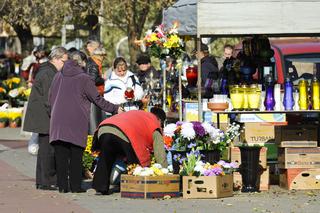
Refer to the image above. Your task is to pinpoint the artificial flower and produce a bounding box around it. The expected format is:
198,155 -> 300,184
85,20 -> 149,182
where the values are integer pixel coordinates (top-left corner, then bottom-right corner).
140,23 -> 184,59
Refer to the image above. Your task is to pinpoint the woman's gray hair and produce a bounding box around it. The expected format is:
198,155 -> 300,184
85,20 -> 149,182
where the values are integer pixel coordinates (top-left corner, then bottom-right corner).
70,51 -> 87,67
48,46 -> 68,60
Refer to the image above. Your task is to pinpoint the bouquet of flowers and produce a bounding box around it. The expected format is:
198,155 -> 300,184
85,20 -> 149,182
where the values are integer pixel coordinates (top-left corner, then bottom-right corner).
179,149 -> 238,176
163,121 -> 241,152
139,22 -> 184,59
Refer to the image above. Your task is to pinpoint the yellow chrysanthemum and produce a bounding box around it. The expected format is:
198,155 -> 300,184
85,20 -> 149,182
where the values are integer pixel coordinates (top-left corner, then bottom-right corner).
11,77 -> 21,84
7,111 -> 22,121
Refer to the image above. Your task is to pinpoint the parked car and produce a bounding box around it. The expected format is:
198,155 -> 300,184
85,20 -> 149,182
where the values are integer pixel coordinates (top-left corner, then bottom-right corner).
270,38 -> 320,84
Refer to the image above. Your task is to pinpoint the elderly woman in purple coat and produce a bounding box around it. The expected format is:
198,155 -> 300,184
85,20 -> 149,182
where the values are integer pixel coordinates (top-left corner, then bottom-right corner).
49,51 -> 123,193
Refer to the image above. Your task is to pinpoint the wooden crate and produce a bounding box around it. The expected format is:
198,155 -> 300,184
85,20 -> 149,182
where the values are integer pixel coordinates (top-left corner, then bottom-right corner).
279,168 -> 320,190
278,147 -> 320,169
182,175 -> 233,199
233,166 -> 269,191
275,125 -> 318,145
231,147 -> 267,168
120,175 -> 180,199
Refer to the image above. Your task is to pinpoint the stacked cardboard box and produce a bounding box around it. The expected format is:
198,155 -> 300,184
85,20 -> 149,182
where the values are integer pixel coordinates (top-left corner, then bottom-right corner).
275,125 -> 320,190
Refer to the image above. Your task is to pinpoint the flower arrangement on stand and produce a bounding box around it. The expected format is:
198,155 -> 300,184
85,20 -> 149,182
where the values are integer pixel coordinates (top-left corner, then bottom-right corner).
138,22 -> 185,59
82,135 -> 99,179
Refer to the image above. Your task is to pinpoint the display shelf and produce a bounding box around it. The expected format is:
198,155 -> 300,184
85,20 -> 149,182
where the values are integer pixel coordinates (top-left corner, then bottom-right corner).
213,110 -> 320,128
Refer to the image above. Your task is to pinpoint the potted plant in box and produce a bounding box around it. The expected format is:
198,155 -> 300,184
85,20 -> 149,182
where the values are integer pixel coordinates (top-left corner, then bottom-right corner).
180,149 -> 238,199
163,121 -> 241,173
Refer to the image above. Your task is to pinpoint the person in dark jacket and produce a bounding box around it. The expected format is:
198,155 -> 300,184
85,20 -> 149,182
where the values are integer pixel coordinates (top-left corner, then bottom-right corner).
194,43 -> 220,98
49,51 -> 123,193
85,40 -> 106,134
92,108 -> 168,195
23,46 -> 68,190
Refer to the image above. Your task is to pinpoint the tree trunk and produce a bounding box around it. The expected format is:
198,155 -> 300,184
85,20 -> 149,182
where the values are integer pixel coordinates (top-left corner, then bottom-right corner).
125,0 -> 138,68
12,24 -> 33,52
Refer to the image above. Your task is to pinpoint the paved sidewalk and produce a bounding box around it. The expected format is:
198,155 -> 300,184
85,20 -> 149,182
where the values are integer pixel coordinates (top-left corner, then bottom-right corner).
1,128 -> 320,213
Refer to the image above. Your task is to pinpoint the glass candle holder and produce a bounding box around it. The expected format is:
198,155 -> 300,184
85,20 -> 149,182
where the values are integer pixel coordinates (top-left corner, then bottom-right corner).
230,85 -> 244,110
248,84 -> 261,110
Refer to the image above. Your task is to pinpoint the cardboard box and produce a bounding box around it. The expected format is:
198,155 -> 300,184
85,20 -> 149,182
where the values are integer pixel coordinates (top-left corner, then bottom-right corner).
237,113 -> 286,123
120,175 -> 180,199
184,102 -> 228,123
182,175 -> 233,199
278,148 -> 320,169
279,168 -> 320,190
275,125 -> 318,147
233,166 -> 270,191
244,122 -> 286,145
230,147 -> 267,168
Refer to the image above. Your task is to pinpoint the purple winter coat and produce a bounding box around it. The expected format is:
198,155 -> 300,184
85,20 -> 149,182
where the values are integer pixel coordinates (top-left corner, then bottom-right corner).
49,60 -> 119,148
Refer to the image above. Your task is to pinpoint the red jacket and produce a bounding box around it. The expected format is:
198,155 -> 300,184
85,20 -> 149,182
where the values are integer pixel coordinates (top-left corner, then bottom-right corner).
98,110 -> 161,166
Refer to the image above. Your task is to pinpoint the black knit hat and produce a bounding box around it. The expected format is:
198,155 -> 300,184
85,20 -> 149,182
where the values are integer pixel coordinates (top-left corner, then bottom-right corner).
136,54 -> 151,65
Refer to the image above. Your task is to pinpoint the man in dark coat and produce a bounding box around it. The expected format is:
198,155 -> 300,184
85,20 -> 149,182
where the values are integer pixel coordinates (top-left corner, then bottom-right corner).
194,43 -> 220,98
23,47 -> 68,190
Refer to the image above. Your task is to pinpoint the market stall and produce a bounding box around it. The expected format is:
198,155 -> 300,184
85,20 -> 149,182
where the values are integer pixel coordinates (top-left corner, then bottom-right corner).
164,0 -> 320,121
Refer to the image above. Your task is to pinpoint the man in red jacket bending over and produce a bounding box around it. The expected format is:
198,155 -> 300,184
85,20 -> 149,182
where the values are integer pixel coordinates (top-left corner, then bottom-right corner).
92,108 -> 168,195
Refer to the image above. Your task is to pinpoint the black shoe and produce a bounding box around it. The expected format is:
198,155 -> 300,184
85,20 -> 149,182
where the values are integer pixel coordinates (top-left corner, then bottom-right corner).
110,185 -> 120,193
39,185 -> 58,191
95,190 -> 111,195
71,188 -> 86,193
59,188 -> 69,193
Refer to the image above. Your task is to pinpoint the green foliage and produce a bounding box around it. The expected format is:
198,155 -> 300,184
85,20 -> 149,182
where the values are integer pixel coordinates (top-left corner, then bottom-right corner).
179,149 -> 201,176
82,151 -> 95,171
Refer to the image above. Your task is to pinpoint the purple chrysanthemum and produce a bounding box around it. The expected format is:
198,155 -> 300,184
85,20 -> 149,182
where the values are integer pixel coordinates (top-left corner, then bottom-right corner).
192,122 -> 206,137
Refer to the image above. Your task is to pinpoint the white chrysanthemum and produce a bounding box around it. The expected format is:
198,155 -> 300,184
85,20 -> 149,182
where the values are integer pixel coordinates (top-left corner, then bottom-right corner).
181,124 -> 195,140
163,123 -> 177,137
161,168 -> 169,174
133,166 -> 143,176
201,122 -> 214,134
152,163 -> 162,169
194,161 -> 206,175
209,128 -> 221,140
